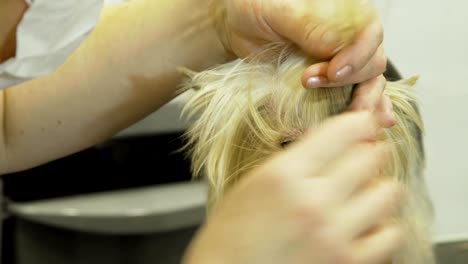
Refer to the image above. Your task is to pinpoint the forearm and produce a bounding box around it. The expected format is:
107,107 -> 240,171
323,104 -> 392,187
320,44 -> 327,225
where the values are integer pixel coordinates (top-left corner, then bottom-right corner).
0,0 -> 227,174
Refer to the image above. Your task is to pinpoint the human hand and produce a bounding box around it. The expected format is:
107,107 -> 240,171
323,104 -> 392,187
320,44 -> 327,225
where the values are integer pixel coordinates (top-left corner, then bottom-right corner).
211,0 -> 394,127
183,112 -> 404,264
349,75 -> 396,128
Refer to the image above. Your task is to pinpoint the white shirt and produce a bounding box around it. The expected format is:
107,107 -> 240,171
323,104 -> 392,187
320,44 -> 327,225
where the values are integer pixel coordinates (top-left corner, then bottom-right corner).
0,0 -> 126,90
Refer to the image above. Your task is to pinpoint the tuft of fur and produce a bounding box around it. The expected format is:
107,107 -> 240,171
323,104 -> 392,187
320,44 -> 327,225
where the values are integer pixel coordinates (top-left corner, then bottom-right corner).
178,45 -> 435,264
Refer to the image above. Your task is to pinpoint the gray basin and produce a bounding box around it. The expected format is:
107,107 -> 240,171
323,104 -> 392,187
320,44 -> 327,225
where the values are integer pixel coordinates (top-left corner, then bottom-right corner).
8,181 -> 207,235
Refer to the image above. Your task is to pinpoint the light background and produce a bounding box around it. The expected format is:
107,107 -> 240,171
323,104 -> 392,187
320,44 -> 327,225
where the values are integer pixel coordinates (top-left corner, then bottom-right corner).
373,0 -> 468,242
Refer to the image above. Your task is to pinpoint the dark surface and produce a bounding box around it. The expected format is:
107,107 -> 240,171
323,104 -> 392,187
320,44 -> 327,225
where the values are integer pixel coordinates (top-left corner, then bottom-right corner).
1,132 -> 192,202
11,219 -> 198,264
384,60 -> 402,81
1,132 -> 195,264
436,240 -> 468,264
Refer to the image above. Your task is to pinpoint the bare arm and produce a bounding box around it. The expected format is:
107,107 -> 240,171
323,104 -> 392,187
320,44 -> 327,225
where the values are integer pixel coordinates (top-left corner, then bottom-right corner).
0,0 -> 227,174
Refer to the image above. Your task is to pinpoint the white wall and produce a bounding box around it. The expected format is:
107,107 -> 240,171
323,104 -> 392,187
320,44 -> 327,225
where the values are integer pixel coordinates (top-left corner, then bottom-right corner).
376,0 -> 468,241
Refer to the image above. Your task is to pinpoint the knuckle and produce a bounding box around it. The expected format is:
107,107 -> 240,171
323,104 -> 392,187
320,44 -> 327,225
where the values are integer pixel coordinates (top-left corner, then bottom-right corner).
377,74 -> 387,87
290,198 -> 327,231
314,229 -> 353,263
334,250 -> 355,264
376,52 -> 388,74
374,20 -> 385,44
257,160 -> 304,195
257,166 -> 288,191
377,28 -> 384,44
302,22 -> 337,58
302,20 -> 321,44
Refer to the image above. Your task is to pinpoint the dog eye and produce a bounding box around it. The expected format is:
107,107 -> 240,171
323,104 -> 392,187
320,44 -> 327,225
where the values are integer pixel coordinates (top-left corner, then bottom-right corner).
280,140 -> 293,148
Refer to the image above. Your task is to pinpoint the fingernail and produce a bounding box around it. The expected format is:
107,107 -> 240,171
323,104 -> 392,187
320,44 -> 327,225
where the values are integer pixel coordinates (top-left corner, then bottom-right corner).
335,65 -> 353,81
306,76 -> 327,88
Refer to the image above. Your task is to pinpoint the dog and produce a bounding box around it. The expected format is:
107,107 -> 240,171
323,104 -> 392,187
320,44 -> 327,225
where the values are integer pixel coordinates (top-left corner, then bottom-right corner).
179,2 -> 435,262
178,43 -> 435,263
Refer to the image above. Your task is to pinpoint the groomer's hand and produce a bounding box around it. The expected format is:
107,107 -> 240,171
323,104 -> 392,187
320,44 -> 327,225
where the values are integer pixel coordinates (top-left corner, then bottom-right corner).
183,112 -> 404,264
213,0 -> 394,127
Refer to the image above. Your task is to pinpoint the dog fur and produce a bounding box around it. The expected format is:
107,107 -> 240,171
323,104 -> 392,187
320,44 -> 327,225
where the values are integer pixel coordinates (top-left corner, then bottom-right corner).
178,44 -> 435,263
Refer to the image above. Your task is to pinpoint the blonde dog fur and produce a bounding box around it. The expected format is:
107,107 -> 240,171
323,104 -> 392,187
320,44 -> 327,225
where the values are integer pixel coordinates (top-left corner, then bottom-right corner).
178,45 -> 435,263
178,2 -> 435,263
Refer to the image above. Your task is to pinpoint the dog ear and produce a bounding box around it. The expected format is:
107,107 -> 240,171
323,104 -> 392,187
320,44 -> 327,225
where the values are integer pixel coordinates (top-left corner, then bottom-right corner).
385,76 -> 423,133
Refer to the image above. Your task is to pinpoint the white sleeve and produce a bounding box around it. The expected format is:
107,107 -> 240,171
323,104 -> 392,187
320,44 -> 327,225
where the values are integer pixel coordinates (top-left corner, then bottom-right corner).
0,0 -> 105,89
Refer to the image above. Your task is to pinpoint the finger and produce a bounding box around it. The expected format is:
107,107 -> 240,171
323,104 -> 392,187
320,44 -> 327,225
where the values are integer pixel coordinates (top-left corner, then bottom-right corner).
352,224 -> 404,264
322,142 -> 391,201
348,75 -> 386,112
301,61 -> 329,89
269,111 -> 381,177
375,94 -> 396,128
302,46 -> 386,89
327,19 -> 385,83
338,180 -> 404,239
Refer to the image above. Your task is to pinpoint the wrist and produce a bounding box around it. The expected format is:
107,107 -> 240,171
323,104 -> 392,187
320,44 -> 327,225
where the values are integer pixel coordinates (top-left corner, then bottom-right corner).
59,0 -> 231,96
